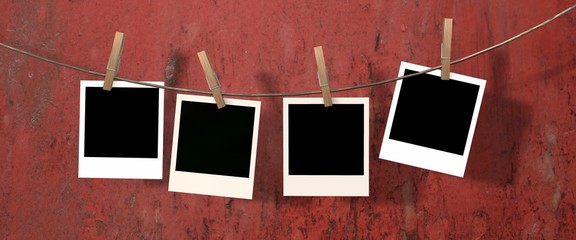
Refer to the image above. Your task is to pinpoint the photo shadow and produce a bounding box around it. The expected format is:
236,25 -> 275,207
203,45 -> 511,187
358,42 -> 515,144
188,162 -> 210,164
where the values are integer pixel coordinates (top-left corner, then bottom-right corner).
251,71 -> 292,204
465,49 -> 532,185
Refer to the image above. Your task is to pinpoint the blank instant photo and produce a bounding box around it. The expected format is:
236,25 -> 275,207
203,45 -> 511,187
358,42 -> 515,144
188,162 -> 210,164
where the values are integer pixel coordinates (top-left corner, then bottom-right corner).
379,62 -> 486,177
283,98 -> 369,196
168,94 -> 261,199
79,80 -> 164,179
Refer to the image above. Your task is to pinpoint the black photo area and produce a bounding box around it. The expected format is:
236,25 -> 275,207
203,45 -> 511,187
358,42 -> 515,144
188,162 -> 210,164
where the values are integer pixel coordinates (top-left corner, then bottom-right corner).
84,87 -> 160,158
389,69 -> 480,155
288,104 -> 364,175
175,101 -> 256,178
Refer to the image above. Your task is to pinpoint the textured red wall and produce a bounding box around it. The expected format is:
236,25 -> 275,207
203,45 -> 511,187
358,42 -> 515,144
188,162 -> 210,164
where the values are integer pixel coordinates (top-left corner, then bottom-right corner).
1,1 -> 576,239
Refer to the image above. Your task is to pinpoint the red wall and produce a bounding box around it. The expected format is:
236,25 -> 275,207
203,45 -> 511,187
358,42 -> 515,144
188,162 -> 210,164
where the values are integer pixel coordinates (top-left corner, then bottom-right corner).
1,1 -> 576,239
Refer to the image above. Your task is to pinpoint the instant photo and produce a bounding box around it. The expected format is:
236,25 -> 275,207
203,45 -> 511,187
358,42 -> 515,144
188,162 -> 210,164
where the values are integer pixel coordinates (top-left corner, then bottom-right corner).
168,94 -> 261,199
283,98 -> 369,196
379,62 -> 486,177
78,80 -> 164,179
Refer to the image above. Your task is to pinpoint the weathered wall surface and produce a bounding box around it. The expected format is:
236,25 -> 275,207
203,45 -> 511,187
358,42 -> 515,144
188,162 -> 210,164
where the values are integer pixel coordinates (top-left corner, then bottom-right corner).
1,1 -> 576,239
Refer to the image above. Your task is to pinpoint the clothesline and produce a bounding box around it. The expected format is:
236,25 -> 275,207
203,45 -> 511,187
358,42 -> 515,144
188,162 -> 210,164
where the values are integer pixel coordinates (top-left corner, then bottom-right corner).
1,3 -> 575,97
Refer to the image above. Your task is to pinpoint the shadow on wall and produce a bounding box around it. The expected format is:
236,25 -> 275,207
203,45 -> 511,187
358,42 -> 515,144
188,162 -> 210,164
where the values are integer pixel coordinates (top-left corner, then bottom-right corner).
465,49 -> 532,185
253,70 -> 285,202
161,48 -> 189,184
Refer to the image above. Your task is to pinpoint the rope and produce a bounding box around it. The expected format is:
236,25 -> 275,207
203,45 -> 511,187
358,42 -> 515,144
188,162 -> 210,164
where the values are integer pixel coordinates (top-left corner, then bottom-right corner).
1,3 -> 575,97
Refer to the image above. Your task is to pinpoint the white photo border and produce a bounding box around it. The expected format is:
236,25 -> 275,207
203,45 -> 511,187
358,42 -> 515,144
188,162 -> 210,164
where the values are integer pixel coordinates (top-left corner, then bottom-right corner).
379,61 -> 486,177
168,94 -> 261,200
283,98 -> 369,196
79,80 -> 165,179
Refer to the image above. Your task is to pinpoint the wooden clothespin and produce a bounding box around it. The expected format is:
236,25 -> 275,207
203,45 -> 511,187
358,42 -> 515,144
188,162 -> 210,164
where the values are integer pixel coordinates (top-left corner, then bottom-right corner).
441,19 -> 453,80
314,46 -> 332,107
103,32 -> 126,91
197,51 -> 226,109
